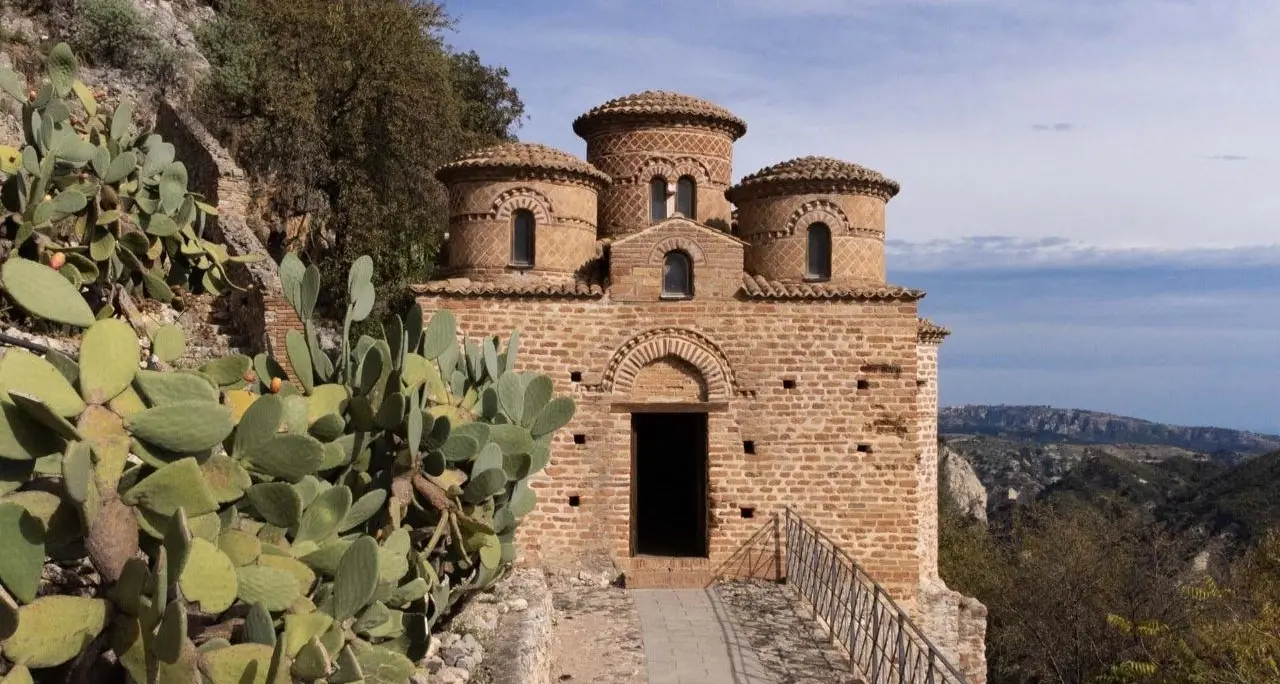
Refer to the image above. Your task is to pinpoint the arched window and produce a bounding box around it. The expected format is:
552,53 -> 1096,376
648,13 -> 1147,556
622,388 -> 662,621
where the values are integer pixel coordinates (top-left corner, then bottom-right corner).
661,251 -> 693,298
676,176 -> 696,219
511,209 -> 535,268
806,222 -> 831,281
650,177 -> 669,222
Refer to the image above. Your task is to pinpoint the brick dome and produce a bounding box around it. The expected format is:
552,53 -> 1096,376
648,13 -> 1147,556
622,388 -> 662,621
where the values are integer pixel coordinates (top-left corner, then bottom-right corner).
573,90 -> 747,140
726,156 -> 900,203
435,142 -> 610,187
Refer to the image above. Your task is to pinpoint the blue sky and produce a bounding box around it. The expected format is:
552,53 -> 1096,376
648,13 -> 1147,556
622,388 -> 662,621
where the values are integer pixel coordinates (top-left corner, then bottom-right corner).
442,0 -> 1280,433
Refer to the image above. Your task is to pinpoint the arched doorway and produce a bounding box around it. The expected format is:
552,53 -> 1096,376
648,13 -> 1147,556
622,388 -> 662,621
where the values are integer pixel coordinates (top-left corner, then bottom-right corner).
600,329 -> 736,559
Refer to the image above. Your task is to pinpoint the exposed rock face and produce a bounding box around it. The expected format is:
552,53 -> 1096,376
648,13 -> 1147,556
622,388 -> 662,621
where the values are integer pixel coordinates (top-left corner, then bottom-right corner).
940,447 -> 987,524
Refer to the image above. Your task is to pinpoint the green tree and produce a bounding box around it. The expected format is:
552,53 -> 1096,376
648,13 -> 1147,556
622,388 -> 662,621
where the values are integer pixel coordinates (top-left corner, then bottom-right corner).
1104,530 -> 1280,684
939,495 -> 1194,684
195,0 -> 524,322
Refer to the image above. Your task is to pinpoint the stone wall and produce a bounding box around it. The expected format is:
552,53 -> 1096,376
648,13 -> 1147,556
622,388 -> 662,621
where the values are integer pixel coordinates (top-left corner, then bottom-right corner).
916,340 -> 941,580
154,99 -> 295,366
916,580 -> 989,684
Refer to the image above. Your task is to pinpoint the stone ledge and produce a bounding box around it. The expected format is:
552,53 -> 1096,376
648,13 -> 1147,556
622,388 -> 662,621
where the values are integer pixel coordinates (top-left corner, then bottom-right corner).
483,569 -> 554,684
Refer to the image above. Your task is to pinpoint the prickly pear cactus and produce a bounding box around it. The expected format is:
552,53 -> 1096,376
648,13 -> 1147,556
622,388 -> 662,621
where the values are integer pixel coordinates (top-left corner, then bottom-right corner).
0,43 -> 262,324
0,252 -> 573,681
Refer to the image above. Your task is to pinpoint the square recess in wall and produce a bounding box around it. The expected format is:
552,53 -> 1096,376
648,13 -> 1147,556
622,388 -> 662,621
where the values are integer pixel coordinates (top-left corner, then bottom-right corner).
740,507 -> 755,519
573,434 -> 587,445
568,495 -> 581,507
570,371 -> 583,383
857,379 -> 871,390
782,378 -> 797,390
857,444 -> 872,454
743,440 -> 756,455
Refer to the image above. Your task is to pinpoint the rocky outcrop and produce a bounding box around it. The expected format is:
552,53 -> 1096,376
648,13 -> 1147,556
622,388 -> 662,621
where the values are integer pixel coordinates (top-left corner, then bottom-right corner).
941,404 -> 1280,455
940,447 -> 987,524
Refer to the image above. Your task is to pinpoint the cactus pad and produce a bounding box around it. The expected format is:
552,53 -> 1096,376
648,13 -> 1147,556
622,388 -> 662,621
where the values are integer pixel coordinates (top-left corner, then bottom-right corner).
121,457 -> 219,517
235,565 -> 301,613
126,402 -> 235,453
180,538 -> 238,614
0,258 -> 96,328
78,318 -> 140,404
0,350 -> 85,418
2,595 -> 108,668
0,503 -> 46,604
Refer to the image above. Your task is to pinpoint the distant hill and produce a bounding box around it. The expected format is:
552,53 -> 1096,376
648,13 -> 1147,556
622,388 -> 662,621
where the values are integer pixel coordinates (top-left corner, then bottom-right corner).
939,405 -> 1280,546
940,405 -> 1280,456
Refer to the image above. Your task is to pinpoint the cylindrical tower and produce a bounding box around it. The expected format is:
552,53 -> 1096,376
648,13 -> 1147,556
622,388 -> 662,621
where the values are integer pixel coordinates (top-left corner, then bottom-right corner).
726,156 -> 900,284
573,91 -> 747,237
434,142 -> 610,279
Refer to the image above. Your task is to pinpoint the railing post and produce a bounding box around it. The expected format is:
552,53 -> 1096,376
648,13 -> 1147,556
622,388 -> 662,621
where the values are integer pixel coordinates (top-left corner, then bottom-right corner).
897,617 -> 906,684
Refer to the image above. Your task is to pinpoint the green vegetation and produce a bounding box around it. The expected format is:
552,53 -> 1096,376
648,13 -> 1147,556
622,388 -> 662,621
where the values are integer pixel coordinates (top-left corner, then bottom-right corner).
0,250 -> 571,681
71,0 -> 181,86
939,473 -> 1280,684
0,43 -> 255,325
194,0 -> 525,324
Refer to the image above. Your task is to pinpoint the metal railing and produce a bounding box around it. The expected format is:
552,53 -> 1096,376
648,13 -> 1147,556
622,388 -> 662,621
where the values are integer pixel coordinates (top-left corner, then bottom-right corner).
783,507 -> 969,684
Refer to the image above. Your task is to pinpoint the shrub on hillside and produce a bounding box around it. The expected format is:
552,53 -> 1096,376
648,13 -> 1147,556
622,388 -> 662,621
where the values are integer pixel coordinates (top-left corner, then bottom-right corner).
194,0 -> 525,325
71,0 -> 180,85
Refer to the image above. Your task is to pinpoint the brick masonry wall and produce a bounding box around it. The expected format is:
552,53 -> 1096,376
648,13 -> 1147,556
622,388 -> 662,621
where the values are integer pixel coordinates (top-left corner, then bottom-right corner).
444,178 -> 600,278
583,123 -> 737,235
609,220 -> 745,302
413,292 -> 927,600
913,339 -> 989,684
737,192 -> 887,284
916,341 -> 940,580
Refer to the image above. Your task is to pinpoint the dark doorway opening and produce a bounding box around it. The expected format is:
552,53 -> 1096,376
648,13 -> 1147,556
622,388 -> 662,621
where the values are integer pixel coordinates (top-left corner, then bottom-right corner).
631,412 -> 708,557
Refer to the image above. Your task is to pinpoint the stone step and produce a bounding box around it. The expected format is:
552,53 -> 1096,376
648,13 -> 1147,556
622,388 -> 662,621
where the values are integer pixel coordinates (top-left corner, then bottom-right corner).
623,568 -> 714,588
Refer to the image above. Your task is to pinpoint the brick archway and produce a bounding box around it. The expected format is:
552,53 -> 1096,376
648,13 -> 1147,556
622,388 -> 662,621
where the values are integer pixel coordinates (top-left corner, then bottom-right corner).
601,328 -> 735,401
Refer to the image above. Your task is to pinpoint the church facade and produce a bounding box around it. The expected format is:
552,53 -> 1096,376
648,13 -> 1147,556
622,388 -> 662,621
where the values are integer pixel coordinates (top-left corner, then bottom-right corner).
417,91 -> 986,681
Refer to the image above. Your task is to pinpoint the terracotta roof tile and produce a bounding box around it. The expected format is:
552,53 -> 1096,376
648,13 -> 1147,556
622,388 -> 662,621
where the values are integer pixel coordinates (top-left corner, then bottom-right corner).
740,274 -> 923,301
917,318 -> 952,342
727,156 -> 900,202
435,142 -> 609,186
573,90 -> 747,139
411,276 -> 605,299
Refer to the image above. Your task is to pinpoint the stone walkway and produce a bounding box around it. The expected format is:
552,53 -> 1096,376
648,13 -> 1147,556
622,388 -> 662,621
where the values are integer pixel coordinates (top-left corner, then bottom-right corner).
635,581 -> 861,684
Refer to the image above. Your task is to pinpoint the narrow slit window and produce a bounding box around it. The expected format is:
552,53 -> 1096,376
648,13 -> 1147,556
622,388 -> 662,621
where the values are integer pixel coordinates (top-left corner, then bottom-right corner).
650,177 -> 669,222
511,209 -> 535,267
807,221 -> 831,280
676,176 -> 696,219
661,251 -> 693,298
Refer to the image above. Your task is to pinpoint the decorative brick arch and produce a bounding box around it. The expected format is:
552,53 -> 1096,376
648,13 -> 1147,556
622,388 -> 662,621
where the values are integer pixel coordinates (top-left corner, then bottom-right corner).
493,187 -> 553,223
647,236 -> 707,266
601,328 -> 736,401
634,156 -> 710,184
786,199 -> 851,235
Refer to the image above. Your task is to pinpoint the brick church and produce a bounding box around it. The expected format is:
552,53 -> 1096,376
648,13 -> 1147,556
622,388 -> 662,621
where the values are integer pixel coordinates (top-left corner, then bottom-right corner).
416,91 -> 986,679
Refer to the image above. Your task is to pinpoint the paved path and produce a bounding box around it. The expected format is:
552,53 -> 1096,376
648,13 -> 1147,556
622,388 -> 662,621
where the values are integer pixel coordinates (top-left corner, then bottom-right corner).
634,582 -> 859,684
